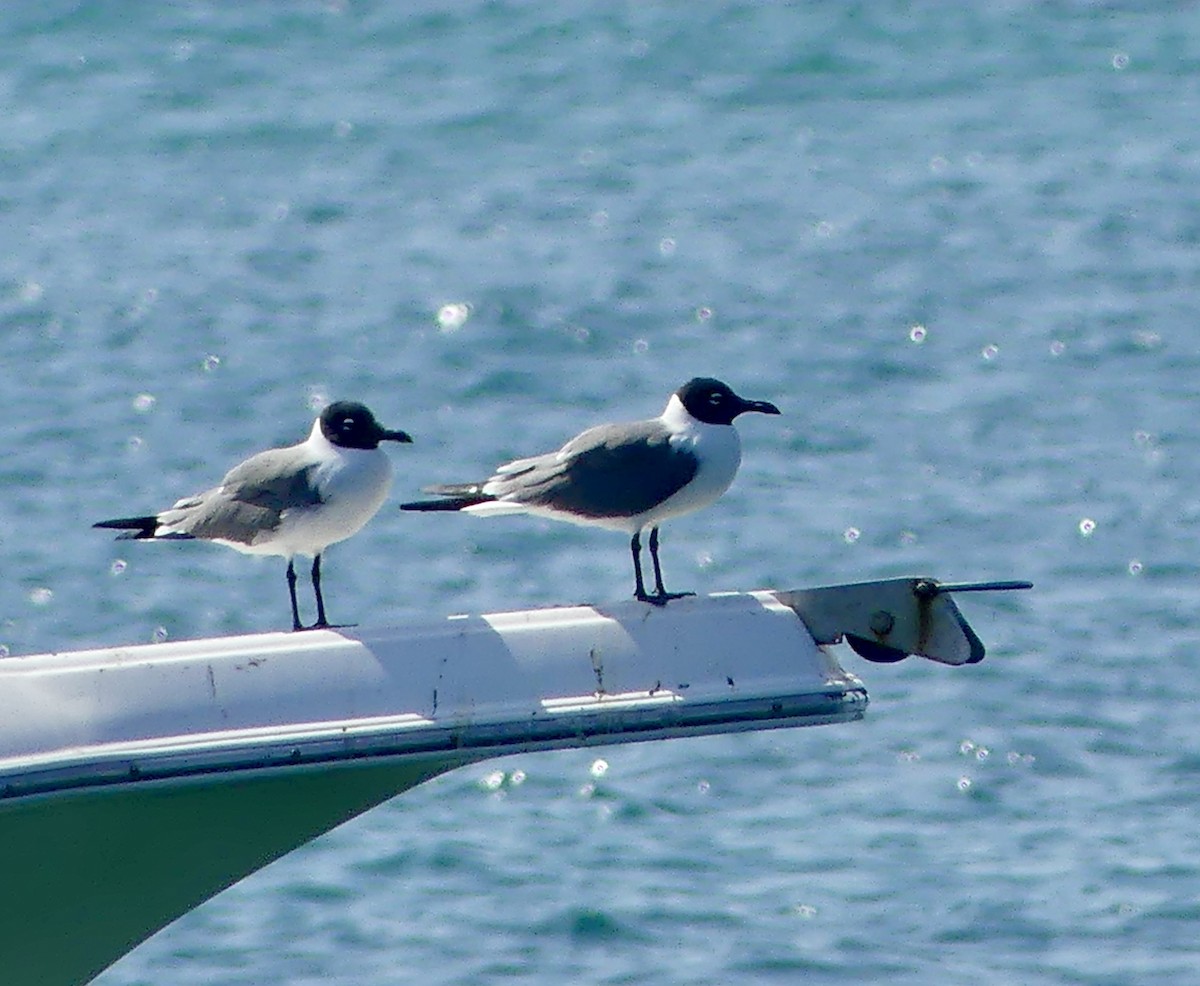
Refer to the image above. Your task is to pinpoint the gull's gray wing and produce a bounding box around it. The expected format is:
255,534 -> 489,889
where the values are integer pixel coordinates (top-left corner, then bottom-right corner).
487,420 -> 698,519
159,446 -> 321,545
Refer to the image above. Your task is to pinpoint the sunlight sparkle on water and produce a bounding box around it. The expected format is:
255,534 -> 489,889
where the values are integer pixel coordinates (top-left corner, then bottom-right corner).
982,344 -> 999,360
110,560 -> 127,576
843,527 -> 861,544
477,768 -> 524,791
29,587 -> 53,606
18,280 -> 44,303
436,303 -> 471,333
479,770 -> 505,792
1079,518 -> 1097,537
909,324 -> 927,343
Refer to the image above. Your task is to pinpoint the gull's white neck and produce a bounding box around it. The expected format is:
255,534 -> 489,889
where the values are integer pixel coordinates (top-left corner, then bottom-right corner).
306,418 -> 351,460
661,393 -> 708,433
306,418 -> 331,449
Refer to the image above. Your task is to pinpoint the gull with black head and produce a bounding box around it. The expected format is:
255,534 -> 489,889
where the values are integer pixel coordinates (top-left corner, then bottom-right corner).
401,377 -> 780,604
95,401 -> 412,631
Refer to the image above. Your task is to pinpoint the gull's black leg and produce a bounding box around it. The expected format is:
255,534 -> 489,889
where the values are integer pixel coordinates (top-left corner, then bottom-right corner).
303,553 -> 355,630
311,554 -> 330,628
631,530 -> 651,602
647,526 -> 694,605
286,559 -> 303,631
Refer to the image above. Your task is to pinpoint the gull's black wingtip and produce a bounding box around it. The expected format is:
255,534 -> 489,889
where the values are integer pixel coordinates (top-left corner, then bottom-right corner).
92,516 -> 197,540
401,483 -> 494,512
93,515 -> 158,537
400,498 -> 482,512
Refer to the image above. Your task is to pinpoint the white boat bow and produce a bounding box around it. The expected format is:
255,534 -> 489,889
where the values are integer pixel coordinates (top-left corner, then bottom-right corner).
0,576 -> 1026,986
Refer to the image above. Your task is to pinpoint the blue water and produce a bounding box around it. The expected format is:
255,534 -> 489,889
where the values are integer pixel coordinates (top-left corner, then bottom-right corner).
3,2 -> 1200,983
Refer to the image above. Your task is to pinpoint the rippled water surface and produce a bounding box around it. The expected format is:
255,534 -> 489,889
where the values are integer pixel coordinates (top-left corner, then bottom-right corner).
4,3 -> 1200,984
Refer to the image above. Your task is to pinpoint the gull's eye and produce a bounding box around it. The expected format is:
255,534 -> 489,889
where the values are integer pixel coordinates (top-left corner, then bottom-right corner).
342,417 -> 355,430
708,392 -> 724,404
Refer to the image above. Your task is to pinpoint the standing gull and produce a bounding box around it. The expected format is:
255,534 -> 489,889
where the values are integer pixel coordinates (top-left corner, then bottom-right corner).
401,377 -> 780,604
95,401 -> 412,631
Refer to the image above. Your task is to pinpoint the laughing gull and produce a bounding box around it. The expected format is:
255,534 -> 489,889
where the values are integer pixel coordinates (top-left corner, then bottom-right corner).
401,378 -> 780,604
95,401 -> 412,631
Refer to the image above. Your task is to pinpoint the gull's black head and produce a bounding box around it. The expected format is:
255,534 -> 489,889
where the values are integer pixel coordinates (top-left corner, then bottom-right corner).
675,378 -> 781,426
320,401 -> 413,450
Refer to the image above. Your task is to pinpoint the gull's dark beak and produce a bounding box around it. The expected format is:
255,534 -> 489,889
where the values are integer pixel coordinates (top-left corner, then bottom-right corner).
381,429 -> 414,444
738,398 -> 781,417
